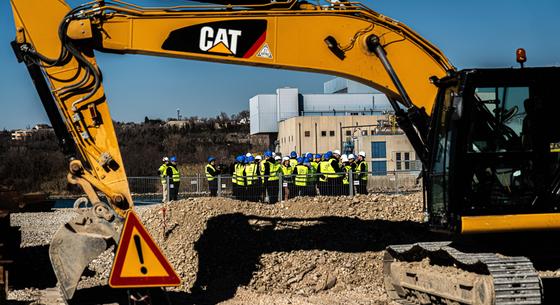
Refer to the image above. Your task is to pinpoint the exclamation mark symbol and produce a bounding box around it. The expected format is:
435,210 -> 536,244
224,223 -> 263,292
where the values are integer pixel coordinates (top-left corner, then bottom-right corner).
134,234 -> 148,274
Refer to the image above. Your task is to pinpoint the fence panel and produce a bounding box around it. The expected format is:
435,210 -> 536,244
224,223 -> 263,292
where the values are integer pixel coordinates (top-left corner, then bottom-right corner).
127,170 -> 422,203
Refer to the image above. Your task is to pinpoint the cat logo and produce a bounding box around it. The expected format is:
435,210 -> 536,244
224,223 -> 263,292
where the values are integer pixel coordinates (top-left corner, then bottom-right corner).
162,20 -> 267,59
199,27 -> 242,55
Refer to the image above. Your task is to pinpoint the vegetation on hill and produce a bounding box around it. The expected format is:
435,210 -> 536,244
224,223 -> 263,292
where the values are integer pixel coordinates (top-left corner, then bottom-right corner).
0,111 -> 261,194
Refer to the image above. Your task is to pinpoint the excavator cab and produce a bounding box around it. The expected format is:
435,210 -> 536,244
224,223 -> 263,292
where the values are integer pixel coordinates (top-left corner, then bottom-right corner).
426,67 -> 560,234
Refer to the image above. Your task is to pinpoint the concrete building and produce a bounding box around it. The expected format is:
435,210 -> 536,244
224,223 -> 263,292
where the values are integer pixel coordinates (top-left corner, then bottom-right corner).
249,78 -> 420,175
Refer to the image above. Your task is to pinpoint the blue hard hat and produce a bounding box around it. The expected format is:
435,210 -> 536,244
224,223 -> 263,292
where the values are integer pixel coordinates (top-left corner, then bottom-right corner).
290,151 -> 297,158
315,154 -> 322,159
170,156 -> 177,162
236,155 -> 244,163
297,157 -> 304,164
264,151 -> 273,158
324,151 -> 332,159
208,156 -> 216,163
247,156 -> 255,163
303,157 -> 310,164
306,153 -> 313,159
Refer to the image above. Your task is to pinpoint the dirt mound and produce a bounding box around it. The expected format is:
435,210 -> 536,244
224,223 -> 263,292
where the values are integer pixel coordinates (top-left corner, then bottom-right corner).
134,193 -> 432,303
8,193 -> 434,304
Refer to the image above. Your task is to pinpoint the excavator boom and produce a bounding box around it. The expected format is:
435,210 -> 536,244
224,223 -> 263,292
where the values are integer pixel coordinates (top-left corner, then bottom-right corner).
9,0 -> 453,300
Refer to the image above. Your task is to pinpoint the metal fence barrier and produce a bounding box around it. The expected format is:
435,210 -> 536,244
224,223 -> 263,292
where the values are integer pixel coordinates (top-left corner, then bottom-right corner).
128,171 -> 421,203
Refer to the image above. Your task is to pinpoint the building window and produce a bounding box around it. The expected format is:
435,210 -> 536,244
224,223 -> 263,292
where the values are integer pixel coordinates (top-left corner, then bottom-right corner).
372,161 -> 387,176
361,130 -> 367,136
345,130 -> 351,136
321,131 -> 327,137
371,141 -> 386,158
329,130 -> 335,137
395,151 -> 412,171
304,131 -> 310,137
371,130 -> 375,135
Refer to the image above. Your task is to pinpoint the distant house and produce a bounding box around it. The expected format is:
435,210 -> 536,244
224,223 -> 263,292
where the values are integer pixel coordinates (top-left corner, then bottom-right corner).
11,124 -> 54,141
33,124 -> 52,130
11,129 -> 33,141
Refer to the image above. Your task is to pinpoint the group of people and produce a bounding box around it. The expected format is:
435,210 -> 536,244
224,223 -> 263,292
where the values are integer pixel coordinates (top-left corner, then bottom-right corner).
158,150 -> 369,203
230,149 -> 368,204
158,155 -> 223,201
158,156 -> 181,201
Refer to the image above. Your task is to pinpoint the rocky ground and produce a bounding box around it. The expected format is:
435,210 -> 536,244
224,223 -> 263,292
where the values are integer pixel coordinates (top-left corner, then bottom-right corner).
7,192 -> 430,305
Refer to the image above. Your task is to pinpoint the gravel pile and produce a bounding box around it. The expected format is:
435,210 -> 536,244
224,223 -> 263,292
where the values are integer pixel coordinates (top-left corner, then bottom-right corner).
9,193 -> 428,304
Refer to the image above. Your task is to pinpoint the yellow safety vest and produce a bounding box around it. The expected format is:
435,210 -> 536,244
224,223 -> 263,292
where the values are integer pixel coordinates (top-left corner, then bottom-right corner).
282,165 -> 293,182
232,164 -> 237,184
357,161 -> 368,180
245,163 -> 258,185
235,164 -> 246,186
319,161 -> 330,182
264,161 -> 280,181
343,165 -> 352,184
324,159 -> 340,179
289,158 -> 298,168
169,165 -> 180,182
309,161 -> 318,183
205,163 -> 217,181
159,164 -> 168,183
295,165 -> 309,187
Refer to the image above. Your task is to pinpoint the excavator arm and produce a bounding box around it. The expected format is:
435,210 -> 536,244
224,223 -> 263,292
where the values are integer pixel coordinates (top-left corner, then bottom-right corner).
9,0 -> 453,300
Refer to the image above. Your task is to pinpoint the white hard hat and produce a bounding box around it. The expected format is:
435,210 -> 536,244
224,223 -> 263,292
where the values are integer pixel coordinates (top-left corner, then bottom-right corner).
348,154 -> 356,160
162,157 -> 169,162
245,153 -> 252,157
341,155 -> 349,162
255,155 -> 262,160
342,154 -> 348,160
358,151 -> 366,157
333,150 -> 341,155
274,156 -> 281,161
282,156 -> 290,162
272,152 -> 277,157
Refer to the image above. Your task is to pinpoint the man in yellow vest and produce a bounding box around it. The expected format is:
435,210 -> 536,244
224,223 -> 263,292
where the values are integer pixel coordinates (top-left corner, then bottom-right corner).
294,157 -> 309,197
232,155 -> 243,200
289,151 -> 298,168
206,157 -> 219,197
281,156 -> 293,200
158,157 -> 169,202
326,150 -> 343,196
234,156 -> 247,201
307,153 -> 319,196
341,154 -> 350,195
356,151 -> 369,195
318,151 -> 331,196
255,155 -> 265,202
168,156 -> 181,201
260,151 -> 280,204
245,156 -> 258,202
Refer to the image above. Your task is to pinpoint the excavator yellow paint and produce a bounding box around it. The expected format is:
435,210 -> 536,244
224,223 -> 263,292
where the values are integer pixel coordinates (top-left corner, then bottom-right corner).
461,213 -> 560,234
8,0 -> 453,299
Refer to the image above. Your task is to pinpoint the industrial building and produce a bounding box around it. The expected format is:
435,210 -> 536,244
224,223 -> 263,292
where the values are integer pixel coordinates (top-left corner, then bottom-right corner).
249,78 -> 420,175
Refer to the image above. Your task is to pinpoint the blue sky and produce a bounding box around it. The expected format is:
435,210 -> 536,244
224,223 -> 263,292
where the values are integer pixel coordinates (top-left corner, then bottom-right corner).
1,0 -> 559,129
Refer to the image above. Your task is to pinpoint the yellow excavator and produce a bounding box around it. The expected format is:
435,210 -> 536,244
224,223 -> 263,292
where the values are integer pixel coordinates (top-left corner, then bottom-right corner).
8,0 -> 560,304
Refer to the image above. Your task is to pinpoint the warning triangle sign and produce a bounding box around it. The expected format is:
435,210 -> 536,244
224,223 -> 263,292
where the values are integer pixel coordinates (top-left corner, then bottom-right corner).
256,43 -> 272,59
109,211 -> 180,288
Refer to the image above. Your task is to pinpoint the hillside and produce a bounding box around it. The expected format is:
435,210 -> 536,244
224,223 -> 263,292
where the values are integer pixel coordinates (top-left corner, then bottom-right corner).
0,111 -> 261,194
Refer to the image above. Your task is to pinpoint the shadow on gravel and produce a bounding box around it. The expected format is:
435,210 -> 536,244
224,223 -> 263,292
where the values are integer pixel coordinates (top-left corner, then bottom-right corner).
178,213 -> 445,305
10,245 -> 57,289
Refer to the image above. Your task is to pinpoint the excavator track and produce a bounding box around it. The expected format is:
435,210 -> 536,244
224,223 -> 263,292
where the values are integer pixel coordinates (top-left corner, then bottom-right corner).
384,241 -> 542,305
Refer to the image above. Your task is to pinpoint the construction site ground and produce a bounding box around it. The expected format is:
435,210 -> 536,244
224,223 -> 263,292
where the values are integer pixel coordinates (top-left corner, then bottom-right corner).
6,192 -> 435,305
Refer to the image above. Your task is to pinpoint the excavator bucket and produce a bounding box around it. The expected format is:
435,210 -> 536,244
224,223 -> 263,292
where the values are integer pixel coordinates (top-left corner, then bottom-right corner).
49,202 -> 122,300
